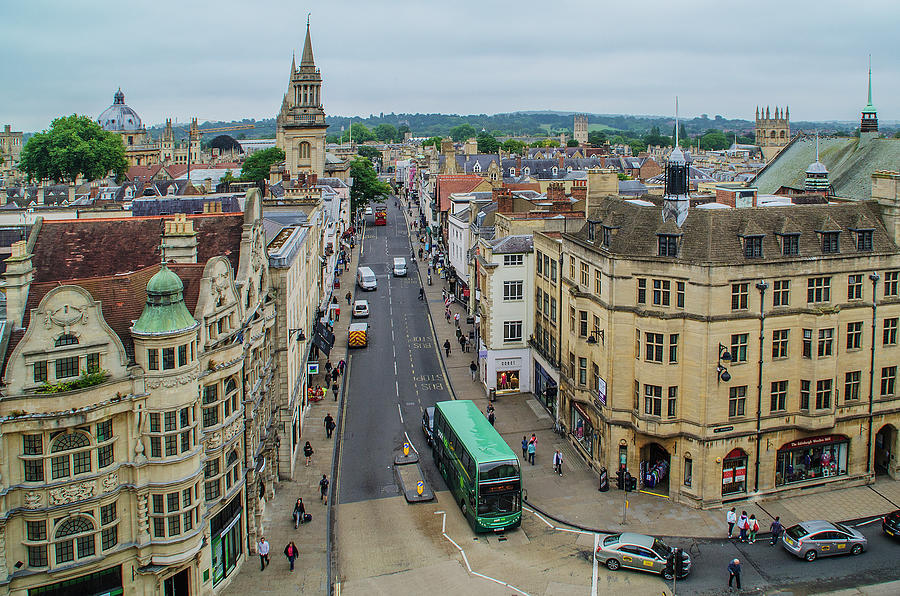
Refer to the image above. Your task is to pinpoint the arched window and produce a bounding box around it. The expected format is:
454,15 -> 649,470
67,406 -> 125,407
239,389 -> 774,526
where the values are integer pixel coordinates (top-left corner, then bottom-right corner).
54,334 -> 79,347
54,516 -> 95,564
473,162 -> 481,173
225,449 -> 241,490
770,130 -> 776,139
523,167 -> 530,176
780,130 -> 786,138
509,167 -> 515,176
551,166 -> 558,176
299,142 -> 311,160
50,432 -> 92,479
224,376 -> 240,418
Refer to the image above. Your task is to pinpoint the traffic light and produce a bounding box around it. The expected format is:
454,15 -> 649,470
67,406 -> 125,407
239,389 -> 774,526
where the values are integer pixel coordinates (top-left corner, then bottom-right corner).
664,552 -> 675,577
673,548 -> 684,574
624,471 -> 634,492
616,468 -> 625,490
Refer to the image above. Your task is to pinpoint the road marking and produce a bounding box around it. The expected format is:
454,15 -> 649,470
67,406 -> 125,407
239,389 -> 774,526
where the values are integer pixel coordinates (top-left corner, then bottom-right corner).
524,506 -> 593,536
855,517 -> 883,527
432,511 -> 530,596
403,431 -> 418,454
394,361 -> 397,375
396,403 -> 403,424
395,380 -> 399,397
591,532 -> 599,596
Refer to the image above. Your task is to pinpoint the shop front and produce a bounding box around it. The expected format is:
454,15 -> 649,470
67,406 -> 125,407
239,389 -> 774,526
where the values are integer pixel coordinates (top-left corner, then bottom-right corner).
495,359 -> 521,393
483,350 -> 531,394
570,401 -> 595,458
28,566 -> 123,596
722,448 -> 748,497
775,435 -> 849,487
210,494 -> 243,587
533,360 -> 557,417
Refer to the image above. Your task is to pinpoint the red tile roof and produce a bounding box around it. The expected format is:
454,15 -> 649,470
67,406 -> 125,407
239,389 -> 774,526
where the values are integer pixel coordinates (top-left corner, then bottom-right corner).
435,175 -> 485,213
31,214 -> 244,283
127,164 -> 164,182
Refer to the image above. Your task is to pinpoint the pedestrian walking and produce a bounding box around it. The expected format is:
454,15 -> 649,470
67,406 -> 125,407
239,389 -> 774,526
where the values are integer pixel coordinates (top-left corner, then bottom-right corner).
444,339 -> 451,356
325,360 -> 332,375
553,450 -> 563,475
727,558 -> 742,590
284,541 -> 299,571
737,511 -> 749,543
303,441 -> 314,466
334,306 -> 340,322
488,410 -> 495,426
726,507 -> 737,538
445,309 -> 451,323
258,537 -> 270,570
458,334 -> 465,351
345,291 -> 352,305
454,312 -> 460,327
331,380 -> 339,398
748,514 -> 759,543
530,433 -> 537,448
527,439 -> 536,465
319,474 -> 329,504
522,436 -> 528,459
293,498 -> 306,528
470,361 -> 477,381
324,413 -> 335,438
419,287 -> 425,300
769,516 -> 783,546
338,359 -> 346,374
332,368 -> 339,383
441,289 -> 447,302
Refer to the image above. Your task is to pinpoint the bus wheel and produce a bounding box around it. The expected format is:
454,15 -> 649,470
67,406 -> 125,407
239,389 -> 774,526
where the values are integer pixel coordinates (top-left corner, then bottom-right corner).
460,500 -> 467,516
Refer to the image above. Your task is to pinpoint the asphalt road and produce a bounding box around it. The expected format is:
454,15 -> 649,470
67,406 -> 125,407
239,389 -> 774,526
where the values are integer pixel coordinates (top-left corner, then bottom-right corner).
616,520 -> 899,595
338,198 -> 447,505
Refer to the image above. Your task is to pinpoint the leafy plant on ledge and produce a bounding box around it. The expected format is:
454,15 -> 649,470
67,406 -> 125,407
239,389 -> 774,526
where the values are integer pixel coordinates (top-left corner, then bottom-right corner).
35,369 -> 109,394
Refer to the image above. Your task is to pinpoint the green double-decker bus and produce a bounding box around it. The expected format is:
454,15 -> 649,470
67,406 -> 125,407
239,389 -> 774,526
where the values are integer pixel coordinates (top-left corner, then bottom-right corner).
432,400 -> 522,532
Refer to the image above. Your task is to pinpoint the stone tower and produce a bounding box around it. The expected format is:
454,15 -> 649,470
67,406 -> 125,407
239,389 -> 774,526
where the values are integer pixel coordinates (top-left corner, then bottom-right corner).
755,105 -> 791,161
860,58 -> 879,146
276,21 -> 327,180
573,114 -> 588,145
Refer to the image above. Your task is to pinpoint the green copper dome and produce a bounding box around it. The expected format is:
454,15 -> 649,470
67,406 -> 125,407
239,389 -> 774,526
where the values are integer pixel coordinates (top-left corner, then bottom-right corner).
132,265 -> 198,336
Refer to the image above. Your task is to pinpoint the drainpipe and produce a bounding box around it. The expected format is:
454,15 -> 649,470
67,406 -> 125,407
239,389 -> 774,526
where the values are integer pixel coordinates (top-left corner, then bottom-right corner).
867,272 -> 880,475
754,280 -> 768,492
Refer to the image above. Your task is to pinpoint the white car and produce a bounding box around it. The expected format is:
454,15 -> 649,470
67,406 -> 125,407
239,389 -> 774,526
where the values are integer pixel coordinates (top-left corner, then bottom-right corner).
352,300 -> 370,318
365,207 -> 373,216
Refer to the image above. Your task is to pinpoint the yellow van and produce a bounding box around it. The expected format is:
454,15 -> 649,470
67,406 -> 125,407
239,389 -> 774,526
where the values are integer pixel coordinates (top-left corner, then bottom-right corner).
348,322 -> 368,347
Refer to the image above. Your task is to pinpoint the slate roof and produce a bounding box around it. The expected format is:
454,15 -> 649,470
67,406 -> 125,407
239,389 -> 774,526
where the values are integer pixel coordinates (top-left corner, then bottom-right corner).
753,134 -> 900,201
31,213 -> 244,282
488,234 -> 533,254
570,195 -> 898,264
500,157 -> 606,179
435,175 -> 486,212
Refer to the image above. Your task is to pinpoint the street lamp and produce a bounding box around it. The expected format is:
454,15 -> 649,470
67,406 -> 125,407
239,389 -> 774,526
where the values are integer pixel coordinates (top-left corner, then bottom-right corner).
586,330 -> 605,345
717,343 -> 732,383
289,328 -> 306,342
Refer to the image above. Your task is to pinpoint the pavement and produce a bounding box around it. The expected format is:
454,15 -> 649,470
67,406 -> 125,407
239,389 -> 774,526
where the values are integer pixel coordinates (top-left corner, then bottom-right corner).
402,206 -> 900,541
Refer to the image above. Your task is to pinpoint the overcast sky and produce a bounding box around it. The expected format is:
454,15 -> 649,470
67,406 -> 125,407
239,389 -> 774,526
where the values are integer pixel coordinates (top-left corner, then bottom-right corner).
2,0 -> 897,132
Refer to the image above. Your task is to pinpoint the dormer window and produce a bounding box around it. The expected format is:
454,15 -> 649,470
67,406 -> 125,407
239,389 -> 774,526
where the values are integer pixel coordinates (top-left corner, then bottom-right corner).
551,166 -> 558,176
587,221 -> 596,242
509,167 -> 515,176
657,234 -> 679,257
523,167 -> 530,176
743,235 -> 764,259
567,167 -> 573,173
473,162 -> 482,173
780,233 -> 799,256
602,226 -> 612,248
855,229 -> 874,251
821,231 -> 840,254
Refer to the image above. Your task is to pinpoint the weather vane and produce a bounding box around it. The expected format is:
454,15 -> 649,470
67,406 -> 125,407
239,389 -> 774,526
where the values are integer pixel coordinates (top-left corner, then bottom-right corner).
307,13 -> 311,27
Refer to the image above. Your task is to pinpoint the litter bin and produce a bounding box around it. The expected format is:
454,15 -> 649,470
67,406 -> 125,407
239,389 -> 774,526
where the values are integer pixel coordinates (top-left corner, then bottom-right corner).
489,388 -> 496,402
598,467 -> 609,492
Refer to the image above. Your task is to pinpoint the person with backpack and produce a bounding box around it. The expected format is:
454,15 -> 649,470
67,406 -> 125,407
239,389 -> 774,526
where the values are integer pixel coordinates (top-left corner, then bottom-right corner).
319,474 -> 330,504
769,516 -> 783,546
324,413 -> 335,438
748,514 -> 759,543
292,498 -> 306,528
527,438 -> 536,465
303,441 -> 314,466
284,541 -> 299,571
553,450 -> 563,475
521,436 -> 528,459
737,511 -> 750,543
726,507 -> 737,538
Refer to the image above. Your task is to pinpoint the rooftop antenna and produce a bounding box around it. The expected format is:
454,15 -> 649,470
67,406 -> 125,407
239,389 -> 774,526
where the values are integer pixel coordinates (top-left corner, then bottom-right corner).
674,96 -> 679,147
815,130 -> 820,162
867,54 -> 873,106
307,12 -> 311,27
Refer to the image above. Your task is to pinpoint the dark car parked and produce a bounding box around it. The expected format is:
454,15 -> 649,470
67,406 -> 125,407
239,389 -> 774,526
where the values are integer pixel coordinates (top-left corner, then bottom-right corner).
883,510 -> 900,538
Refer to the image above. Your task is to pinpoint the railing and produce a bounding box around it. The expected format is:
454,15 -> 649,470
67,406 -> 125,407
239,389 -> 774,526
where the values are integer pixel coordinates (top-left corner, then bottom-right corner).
528,336 -> 558,369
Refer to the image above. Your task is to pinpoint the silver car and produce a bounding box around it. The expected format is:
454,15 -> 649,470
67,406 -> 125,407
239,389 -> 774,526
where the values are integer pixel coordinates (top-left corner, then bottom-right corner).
594,532 -> 691,579
781,520 -> 867,561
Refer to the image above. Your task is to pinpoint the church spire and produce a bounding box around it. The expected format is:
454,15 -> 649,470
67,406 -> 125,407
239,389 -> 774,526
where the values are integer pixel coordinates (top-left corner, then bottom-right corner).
860,55 -> 878,133
662,97 -> 690,228
867,55 -> 873,107
300,16 -> 315,67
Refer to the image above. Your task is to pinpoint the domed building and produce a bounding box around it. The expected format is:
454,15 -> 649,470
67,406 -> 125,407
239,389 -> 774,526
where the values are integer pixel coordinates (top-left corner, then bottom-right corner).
98,88 -> 149,149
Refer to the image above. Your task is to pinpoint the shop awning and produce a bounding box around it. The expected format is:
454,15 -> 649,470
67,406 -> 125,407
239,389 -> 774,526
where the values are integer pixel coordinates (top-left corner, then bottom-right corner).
572,400 -> 593,421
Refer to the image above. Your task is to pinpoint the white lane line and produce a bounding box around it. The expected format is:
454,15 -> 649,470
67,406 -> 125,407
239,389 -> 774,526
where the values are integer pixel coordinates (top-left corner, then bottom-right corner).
394,361 -> 398,375
397,403 -> 404,424
432,511 -> 530,596
395,380 -> 400,397
403,431 -> 419,454
591,532 -> 599,596
855,517 -> 883,527
523,506 -> 593,536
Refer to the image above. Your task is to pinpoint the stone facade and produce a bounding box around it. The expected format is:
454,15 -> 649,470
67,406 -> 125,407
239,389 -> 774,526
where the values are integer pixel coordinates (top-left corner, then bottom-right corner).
1,124 -> 23,184
0,190 -> 280,594
755,106 -> 791,161
534,173 -> 900,509
573,114 -> 588,146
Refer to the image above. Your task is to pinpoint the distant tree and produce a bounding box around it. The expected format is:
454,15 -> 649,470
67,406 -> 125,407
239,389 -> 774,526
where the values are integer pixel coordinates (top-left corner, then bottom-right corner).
326,134 -> 342,144
476,131 -> 499,154
587,130 -> 607,146
373,123 -> 398,143
20,114 -> 128,183
240,147 -> 285,183
501,139 -> 526,154
566,139 -> 579,147
617,172 -> 630,180
397,124 -> 411,139
894,131 -> 900,139
643,125 -> 671,148
423,136 -> 442,149
543,139 -> 560,148
699,129 -> 729,151
449,124 -> 477,142
349,157 -> 391,212
356,145 -> 381,161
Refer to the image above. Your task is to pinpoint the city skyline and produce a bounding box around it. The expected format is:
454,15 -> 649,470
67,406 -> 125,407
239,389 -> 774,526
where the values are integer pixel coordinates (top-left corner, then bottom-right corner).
2,0 -> 898,131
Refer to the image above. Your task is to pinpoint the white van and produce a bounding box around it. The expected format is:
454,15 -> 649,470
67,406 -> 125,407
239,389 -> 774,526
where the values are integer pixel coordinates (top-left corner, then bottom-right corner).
393,257 -> 407,277
357,266 -> 377,291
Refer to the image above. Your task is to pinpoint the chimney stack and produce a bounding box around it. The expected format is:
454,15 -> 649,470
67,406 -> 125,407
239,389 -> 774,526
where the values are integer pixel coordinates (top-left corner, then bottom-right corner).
3,240 -> 34,327
163,213 -> 199,263
570,179 -> 587,202
494,187 -> 514,214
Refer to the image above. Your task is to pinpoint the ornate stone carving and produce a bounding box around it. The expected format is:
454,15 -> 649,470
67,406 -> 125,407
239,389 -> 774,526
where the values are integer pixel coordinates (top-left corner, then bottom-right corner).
24,491 -> 42,509
146,370 -> 199,389
101,472 -> 118,493
43,303 -> 88,329
205,431 -> 222,450
49,481 -> 94,505
225,419 -> 243,442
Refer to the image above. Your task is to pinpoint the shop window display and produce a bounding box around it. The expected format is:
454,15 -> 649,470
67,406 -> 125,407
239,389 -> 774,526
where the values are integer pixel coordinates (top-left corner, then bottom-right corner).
775,436 -> 848,486
496,370 -> 520,393
570,404 -> 594,456
722,448 -> 748,495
